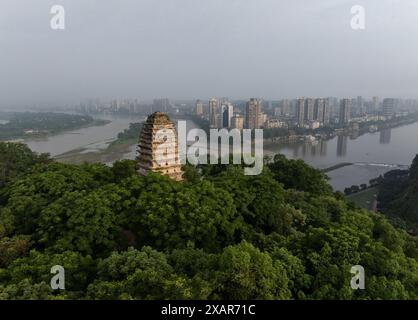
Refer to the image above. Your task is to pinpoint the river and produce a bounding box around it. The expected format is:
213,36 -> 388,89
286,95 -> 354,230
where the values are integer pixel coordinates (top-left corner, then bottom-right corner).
23,115 -> 145,157
264,122 -> 418,190
19,114 -> 418,191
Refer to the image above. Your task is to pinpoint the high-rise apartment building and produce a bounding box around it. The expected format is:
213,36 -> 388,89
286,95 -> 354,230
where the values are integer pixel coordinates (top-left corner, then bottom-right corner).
246,98 -> 262,129
231,114 -> 244,130
281,99 -> 291,116
296,98 -> 305,126
339,99 -> 352,125
195,100 -> 204,115
209,98 -> 219,128
221,102 -> 234,128
314,98 -> 330,125
382,98 -> 396,118
372,96 -> 379,110
327,97 -> 339,118
304,98 -> 315,121
322,98 -> 330,124
357,96 -> 364,115
367,96 -> 379,114
314,98 -> 324,122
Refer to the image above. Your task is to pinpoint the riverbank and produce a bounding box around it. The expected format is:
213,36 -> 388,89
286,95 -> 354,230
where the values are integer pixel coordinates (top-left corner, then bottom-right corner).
346,187 -> 379,210
52,116 -> 201,165
54,137 -> 136,164
264,113 -> 418,147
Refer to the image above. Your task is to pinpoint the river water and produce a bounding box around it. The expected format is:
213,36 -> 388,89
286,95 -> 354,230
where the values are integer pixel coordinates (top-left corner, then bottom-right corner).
18,114 -> 418,191
23,115 -> 145,157
264,122 -> 418,190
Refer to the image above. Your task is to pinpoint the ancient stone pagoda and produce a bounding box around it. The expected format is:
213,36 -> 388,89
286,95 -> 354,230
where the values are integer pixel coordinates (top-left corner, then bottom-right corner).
136,112 -> 183,181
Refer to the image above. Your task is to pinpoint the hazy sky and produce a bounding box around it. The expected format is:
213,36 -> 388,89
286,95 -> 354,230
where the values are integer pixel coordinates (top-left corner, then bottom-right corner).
1,0 -> 418,107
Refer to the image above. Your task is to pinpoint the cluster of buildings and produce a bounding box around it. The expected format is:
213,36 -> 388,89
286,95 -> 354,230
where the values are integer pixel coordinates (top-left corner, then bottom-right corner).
196,98 -> 280,130
78,98 -> 142,114
77,98 -> 175,115
194,96 -> 416,131
295,98 -> 331,129
75,95 -> 418,134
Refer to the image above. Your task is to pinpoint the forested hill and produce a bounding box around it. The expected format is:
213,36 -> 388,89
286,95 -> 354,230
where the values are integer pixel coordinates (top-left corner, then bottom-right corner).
0,142 -> 418,299
378,155 -> 418,234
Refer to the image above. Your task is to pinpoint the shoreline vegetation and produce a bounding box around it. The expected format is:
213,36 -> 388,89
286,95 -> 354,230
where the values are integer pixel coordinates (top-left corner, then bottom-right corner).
0,112 -> 110,141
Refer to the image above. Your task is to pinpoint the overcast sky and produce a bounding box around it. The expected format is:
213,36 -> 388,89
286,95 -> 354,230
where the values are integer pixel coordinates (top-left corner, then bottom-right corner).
0,0 -> 418,107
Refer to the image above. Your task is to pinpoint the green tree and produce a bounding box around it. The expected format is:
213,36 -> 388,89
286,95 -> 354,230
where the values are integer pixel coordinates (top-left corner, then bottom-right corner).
111,160 -> 136,183
0,142 -> 50,189
212,241 -> 291,299
87,247 -> 196,299
35,189 -> 122,255
268,154 -> 332,196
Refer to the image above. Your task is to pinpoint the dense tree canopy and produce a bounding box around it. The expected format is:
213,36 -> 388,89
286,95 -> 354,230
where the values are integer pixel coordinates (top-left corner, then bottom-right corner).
0,142 -> 418,299
0,142 -> 50,189
378,154 -> 418,233
268,154 -> 333,196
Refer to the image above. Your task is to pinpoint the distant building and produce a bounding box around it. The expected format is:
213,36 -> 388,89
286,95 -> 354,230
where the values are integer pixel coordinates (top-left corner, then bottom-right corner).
195,100 -> 204,115
246,98 -> 262,129
296,98 -> 305,126
304,98 -> 314,121
221,102 -> 234,128
370,96 -> 379,113
339,99 -> 352,125
209,98 -> 219,128
327,97 -> 339,118
216,113 -> 223,128
274,107 -> 282,117
266,119 -> 286,129
308,121 -> 321,130
382,98 -> 396,118
281,99 -> 291,116
136,112 -> 183,181
258,112 -> 267,128
314,98 -> 330,125
231,114 -> 244,130
323,98 -> 330,124
357,96 -> 364,114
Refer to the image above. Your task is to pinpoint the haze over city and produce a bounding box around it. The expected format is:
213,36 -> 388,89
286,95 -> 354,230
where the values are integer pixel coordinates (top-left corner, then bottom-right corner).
1,0 -> 418,107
